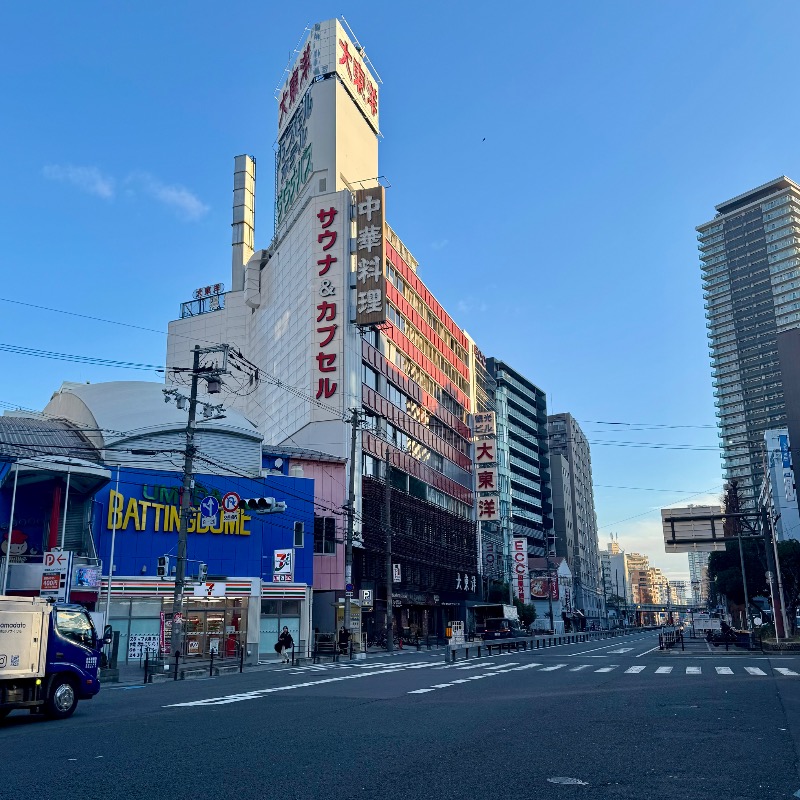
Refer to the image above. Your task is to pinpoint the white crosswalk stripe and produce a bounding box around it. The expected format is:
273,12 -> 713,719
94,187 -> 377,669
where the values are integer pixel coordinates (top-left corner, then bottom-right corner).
607,648 -> 634,654
539,664 -> 567,672
625,666 -> 646,674
775,667 -> 799,676
569,665 -> 592,672
686,667 -> 701,675
744,667 -> 767,676
655,666 -> 673,674
716,667 -> 734,675
595,665 -> 619,673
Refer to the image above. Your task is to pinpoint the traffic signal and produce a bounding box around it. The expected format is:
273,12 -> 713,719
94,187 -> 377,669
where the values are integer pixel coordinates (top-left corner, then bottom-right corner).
157,555 -> 169,577
239,497 -> 288,514
198,563 -> 207,583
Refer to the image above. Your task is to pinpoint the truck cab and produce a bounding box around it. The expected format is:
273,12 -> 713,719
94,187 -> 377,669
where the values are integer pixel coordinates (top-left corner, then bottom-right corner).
479,618 -> 522,640
0,596 -> 109,721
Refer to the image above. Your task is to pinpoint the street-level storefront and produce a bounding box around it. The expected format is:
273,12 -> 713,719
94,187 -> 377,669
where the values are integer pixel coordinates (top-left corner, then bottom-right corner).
93,467 -> 315,664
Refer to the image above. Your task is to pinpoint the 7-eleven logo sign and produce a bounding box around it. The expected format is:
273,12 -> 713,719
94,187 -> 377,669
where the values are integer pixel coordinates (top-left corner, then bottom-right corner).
273,549 -> 294,582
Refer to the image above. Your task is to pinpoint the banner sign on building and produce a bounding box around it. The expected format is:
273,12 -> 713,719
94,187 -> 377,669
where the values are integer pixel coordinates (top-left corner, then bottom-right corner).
354,186 -> 387,327
312,195 -> 346,418
392,563 -> 401,583
473,411 -> 496,437
780,434 -> 791,468
193,581 -> 226,598
512,537 -> 527,602
531,576 -> 559,600
475,466 -> 498,492
276,91 -> 314,225
477,497 -> 500,522
277,20 -> 380,139
475,438 -> 497,465
273,549 -> 294,582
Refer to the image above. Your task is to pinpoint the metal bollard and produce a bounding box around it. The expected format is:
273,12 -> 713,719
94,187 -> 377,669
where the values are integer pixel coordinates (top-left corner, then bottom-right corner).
292,643 -> 296,666
173,651 -> 180,681
144,650 -> 150,684
240,644 -> 245,673
210,649 -> 215,677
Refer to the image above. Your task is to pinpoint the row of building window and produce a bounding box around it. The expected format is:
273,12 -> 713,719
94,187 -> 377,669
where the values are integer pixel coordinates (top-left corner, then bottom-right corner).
367,331 -> 468,424
386,264 -> 469,365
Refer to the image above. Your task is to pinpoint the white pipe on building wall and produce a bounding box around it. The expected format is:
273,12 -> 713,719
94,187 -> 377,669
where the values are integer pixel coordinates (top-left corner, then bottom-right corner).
59,462 -> 72,550
1,463 -> 20,595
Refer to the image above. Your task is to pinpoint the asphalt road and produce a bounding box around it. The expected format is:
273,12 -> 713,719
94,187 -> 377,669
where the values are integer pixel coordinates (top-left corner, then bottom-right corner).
2,631 -> 799,800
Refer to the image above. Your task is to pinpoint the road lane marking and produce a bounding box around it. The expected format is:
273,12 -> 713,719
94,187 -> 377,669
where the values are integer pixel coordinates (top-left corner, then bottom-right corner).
431,683 -> 453,688
508,663 -> 541,671
165,665 -> 417,707
775,668 -> 799,676
625,666 -> 646,674
539,664 -> 567,672
635,646 -> 662,658
686,667 -> 701,675
607,648 -> 633,654
408,689 -> 435,694
570,665 -> 592,672
744,667 -> 767,676
594,665 -> 619,673
716,667 -> 734,675
655,666 -> 672,674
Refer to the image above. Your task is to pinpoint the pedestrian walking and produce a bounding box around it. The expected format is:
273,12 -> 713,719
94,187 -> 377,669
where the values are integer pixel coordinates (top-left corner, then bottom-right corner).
278,626 -> 294,663
338,625 -> 350,655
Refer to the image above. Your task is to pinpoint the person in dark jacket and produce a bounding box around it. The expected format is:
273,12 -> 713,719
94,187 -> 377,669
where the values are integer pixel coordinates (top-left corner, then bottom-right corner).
338,626 -> 350,655
278,626 -> 294,663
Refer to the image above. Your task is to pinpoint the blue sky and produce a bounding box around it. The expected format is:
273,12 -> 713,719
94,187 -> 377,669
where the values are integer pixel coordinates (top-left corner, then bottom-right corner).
1,2 -> 796,580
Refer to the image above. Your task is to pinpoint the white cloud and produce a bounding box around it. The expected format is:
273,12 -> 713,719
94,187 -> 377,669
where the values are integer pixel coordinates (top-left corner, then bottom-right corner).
128,171 -> 209,221
42,164 -> 115,199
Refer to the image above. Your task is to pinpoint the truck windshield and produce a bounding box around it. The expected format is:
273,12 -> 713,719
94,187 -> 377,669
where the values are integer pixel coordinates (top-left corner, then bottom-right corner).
56,609 -> 95,648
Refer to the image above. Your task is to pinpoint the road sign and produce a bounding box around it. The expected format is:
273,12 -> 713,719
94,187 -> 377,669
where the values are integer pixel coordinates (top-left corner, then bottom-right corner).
200,496 -> 220,518
41,549 -> 73,602
222,492 -> 241,513
360,589 -> 373,610
44,548 -> 68,569
345,583 -> 354,592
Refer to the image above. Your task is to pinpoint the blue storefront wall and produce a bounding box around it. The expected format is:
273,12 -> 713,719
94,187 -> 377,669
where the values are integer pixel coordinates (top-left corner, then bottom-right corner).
92,467 -> 315,583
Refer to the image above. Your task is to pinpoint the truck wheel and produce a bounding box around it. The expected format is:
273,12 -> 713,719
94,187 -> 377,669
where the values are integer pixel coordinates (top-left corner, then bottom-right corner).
44,678 -> 77,719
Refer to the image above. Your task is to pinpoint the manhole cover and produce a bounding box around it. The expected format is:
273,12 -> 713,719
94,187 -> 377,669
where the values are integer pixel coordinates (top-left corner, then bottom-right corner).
547,777 -> 589,786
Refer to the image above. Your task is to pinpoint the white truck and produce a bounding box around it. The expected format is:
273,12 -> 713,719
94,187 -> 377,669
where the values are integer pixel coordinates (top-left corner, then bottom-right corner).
0,595 -> 110,720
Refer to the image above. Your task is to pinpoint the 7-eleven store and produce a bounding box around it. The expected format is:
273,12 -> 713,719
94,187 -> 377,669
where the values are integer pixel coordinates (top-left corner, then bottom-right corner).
101,578 -> 312,665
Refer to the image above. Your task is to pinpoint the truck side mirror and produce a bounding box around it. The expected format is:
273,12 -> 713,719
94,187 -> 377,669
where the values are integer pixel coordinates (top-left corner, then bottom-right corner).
103,625 -> 113,645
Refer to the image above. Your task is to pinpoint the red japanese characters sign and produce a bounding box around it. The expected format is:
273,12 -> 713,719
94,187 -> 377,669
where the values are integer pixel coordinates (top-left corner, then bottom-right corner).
277,21 -> 380,139
477,497 -> 499,522
354,186 -> 386,326
312,197 -> 345,415
475,467 -> 498,492
530,576 -> 559,601
512,537 -> 528,603
475,438 -> 497,464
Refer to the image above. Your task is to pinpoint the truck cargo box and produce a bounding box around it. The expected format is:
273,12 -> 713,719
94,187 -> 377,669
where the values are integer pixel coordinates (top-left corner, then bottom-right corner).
0,596 -> 49,680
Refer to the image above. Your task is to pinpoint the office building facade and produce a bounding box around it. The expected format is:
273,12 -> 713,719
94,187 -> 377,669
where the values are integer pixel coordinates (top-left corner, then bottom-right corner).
548,413 -> 602,623
486,358 -> 552,586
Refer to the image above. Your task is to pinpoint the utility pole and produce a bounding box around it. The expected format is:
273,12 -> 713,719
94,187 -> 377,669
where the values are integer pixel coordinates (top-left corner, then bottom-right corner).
600,560 -> 609,629
170,345 -> 201,657
384,448 -> 393,652
343,408 -> 358,636
762,507 -> 787,639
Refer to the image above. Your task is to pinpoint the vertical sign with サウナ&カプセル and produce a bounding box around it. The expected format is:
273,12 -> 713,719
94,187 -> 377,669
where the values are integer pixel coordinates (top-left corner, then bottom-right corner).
312,196 -> 346,420
354,187 -> 387,327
